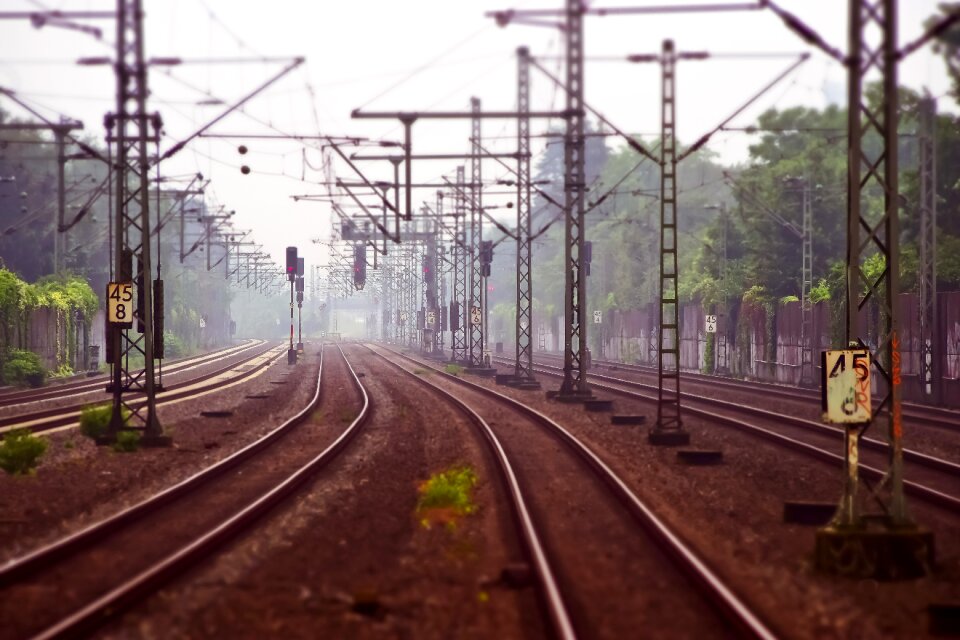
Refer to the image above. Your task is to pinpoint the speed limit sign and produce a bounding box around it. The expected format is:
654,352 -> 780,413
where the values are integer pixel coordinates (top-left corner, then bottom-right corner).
107,282 -> 133,327
470,306 -> 482,326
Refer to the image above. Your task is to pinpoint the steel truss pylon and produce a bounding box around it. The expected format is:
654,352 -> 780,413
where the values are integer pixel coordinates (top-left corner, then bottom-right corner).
651,39 -> 685,442
839,0 -> 906,525
515,47 -> 535,382
469,98 -> 485,367
451,166 -> 468,363
558,0 -> 590,398
800,177 -> 815,387
106,0 -> 165,444
918,94 -> 940,403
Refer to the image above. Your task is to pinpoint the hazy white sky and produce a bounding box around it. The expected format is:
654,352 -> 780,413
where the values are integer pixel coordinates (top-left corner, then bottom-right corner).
1,1 -> 953,270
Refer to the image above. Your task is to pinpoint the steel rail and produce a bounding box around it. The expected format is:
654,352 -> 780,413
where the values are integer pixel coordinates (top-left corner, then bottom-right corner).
363,345 -> 577,640
533,352 -> 960,430
378,344 -> 778,640
0,339 -> 262,406
520,359 -> 960,513
16,343 -> 370,639
0,341 -> 281,435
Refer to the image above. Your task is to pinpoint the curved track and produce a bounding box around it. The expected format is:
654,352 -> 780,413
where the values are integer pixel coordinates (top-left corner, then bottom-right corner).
370,343 -> 777,640
0,342 -> 370,639
507,357 -> 960,514
533,352 -> 960,431
0,340 -> 281,436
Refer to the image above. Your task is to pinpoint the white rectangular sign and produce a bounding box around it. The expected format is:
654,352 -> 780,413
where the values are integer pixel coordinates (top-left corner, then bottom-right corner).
470,306 -> 482,326
593,310 -> 602,324
106,282 -> 133,327
426,310 -> 436,327
705,315 -> 717,333
822,349 -> 872,424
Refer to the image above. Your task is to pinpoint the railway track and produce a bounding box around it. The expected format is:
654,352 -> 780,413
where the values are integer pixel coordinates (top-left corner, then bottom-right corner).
0,340 -> 264,408
531,352 -> 960,432
0,340 -> 282,436
0,342 -> 370,639
498,356 -> 960,514
369,343 -> 777,640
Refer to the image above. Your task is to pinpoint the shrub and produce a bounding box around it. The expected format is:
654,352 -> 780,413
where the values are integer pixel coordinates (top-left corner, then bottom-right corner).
79,402 -> 129,441
0,429 -> 47,475
163,330 -> 188,358
112,430 -> 140,453
2,349 -> 47,388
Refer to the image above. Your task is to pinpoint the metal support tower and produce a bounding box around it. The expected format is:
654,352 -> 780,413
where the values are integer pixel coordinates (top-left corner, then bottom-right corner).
469,98 -> 485,367
839,0 -> 905,525
815,0 -> 934,580
651,39 -> 686,442
515,46 -> 536,383
106,0 -> 164,443
800,178 -> 815,387
433,193 -> 444,354
557,0 -> 590,399
918,95 -> 940,402
452,166 -> 468,363
716,203 -> 730,375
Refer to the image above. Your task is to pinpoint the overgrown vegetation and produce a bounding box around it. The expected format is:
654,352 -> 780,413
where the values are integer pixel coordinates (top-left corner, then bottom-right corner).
417,465 -> 478,529
79,402 -> 129,441
2,349 -> 46,387
112,430 -> 141,453
444,364 -> 464,377
0,428 -> 47,475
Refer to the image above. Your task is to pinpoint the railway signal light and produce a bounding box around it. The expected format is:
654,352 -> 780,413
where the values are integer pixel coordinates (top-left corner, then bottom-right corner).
297,257 -> 305,277
353,243 -> 366,290
480,240 -> 493,277
286,246 -> 298,281
584,241 -> 593,277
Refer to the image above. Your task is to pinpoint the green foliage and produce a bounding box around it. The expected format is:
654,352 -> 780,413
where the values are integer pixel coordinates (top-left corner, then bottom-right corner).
702,333 -> 715,375
79,402 -> 129,441
809,279 -> 831,304
2,349 -> 46,387
0,428 -> 47,475
112,430 -> 140,453
444,364 -> 463,377
779,295 -> 799,305
417,465 -> 478,516
50,363 -> 74,379
163,330 -> 189,358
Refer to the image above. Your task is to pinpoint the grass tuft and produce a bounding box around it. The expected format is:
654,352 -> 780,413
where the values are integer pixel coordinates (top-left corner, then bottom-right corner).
0,429 -> 47,475
417,465 -> 478,529
79,403 -> 129,441
444,364 -> 464,377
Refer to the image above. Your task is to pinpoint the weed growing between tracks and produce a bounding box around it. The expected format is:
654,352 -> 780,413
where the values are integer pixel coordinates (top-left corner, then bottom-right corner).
417,465 -> 478,530
444,364 -> 464,377
0,428 -> 48,475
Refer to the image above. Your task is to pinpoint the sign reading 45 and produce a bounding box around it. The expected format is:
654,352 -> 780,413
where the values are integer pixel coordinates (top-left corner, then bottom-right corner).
107,282 -> 133,327
821,349 -> 871,424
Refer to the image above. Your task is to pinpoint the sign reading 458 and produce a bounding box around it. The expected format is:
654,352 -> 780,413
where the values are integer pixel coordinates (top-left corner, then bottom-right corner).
107,282 -> 134,327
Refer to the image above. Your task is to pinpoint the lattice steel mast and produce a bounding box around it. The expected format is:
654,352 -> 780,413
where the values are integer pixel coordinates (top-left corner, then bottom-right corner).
106,0 -> 165,443
469,98 -> 485,367
515,46 -> 536,384
650,39 -> 686,444
558,0 -> 590,399
917,94 -> 939,403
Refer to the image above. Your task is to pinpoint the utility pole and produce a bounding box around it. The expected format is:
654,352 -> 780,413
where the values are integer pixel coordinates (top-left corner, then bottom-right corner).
105,0 -> 166,445
816,0 -> 933,580
469,98 -> 486,368
452,166 -> 468,364
557,0 -> 591,401
800,176 -> 814,387
918,94 -> 940,403
514,46 -> 539,388
651,39 -> 687,444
